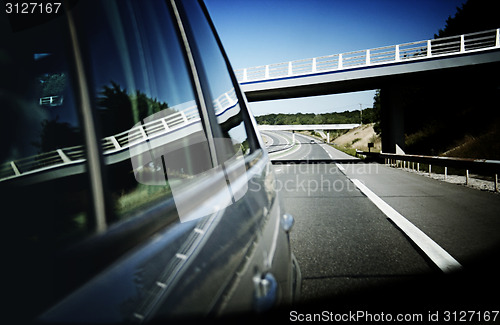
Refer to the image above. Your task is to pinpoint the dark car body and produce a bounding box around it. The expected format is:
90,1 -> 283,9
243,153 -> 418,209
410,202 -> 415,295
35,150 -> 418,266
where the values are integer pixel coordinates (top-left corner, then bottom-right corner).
0,0 -> 300,322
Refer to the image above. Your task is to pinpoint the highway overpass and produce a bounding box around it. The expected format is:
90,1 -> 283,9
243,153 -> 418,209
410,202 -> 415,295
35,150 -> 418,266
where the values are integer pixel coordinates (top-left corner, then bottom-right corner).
237,29 -> 500,153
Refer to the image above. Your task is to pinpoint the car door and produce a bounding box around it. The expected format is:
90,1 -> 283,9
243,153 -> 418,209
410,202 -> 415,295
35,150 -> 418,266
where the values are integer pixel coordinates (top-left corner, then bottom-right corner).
0,0 -> 299,323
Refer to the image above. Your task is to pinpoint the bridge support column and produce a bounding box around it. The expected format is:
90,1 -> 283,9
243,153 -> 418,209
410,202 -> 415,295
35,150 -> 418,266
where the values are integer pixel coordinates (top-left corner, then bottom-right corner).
381,87 -> 405,154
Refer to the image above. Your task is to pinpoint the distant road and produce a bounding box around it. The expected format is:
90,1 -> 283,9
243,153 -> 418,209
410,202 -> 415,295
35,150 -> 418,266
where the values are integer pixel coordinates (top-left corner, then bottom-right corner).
263,130 -> 355,160
266,130 -> 500,312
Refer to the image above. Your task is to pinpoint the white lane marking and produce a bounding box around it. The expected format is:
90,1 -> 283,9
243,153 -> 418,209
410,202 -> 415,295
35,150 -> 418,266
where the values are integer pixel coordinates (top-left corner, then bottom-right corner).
351,179 -> 463,274
269,132 -> 302,159
299,141 -> 312,160
261,132 -> 274,147
317,142 -> 334,159
335,163 -> 345,172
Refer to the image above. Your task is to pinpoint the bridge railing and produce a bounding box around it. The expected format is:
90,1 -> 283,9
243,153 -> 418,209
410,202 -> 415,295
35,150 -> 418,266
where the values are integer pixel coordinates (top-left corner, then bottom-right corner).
1,90 -> 238,182
236,28 -> 500,83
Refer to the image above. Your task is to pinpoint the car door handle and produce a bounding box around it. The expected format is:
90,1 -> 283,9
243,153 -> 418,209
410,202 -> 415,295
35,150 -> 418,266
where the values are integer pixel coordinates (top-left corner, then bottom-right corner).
253,272 -> 278,312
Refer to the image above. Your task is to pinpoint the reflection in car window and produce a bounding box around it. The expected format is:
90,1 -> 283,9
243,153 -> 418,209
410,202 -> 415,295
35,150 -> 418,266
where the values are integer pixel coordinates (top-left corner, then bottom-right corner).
180,0 -> 251,162
0,7 -> 91,318
80,0 -> 213,221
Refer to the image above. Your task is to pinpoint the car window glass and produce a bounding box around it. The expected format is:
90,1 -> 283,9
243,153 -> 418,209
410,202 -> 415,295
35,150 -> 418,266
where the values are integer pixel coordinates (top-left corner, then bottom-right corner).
0,5 -> 91,249
0,6 -> 92,318
79,0 -> 214,222
180,0 -> 251,162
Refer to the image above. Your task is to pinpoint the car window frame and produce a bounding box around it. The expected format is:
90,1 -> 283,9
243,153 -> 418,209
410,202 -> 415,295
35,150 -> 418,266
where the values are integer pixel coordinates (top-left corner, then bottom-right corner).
57,0 -> 266,268
49,0 -> 269,297
173,0 -> 262,160
54,0 -> 220,289
198,0 -> 262,155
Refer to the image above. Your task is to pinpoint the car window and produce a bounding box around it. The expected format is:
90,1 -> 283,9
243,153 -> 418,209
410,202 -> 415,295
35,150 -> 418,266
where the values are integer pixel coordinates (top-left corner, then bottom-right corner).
179,0 -> 253,163
78,0 -> 214,223
0,6 -> 92,318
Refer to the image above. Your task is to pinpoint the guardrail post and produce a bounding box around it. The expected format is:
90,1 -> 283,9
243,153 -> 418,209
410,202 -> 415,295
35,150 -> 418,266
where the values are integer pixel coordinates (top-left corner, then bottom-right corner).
366,49 -> 370,65
460,35 -> 466,53
288,61 -> 293,76
465,169 -> 469,185
108,136 -> 121,150
57,149 -> 72,163
427,40 -> 432,57
495,174 -> 498,192
429,164 -> 432,176
225,93 -> 236,106
395,45 -> 400,61
181,111 -> 189,123
243,68 -> 248,82
10,161 -> 21,176
496,29 -> 500,48
214,99 -> 221,113
444,167 -> 447,180
338,54 -> 343,69
312,58 -> 317,72
161,118 -> 169,131
139,125 -> 147,139
417,162 -> 420,172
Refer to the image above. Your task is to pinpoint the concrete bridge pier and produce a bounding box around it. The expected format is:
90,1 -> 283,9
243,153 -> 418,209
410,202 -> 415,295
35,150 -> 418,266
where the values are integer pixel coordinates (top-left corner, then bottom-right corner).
381,87 -> 405,154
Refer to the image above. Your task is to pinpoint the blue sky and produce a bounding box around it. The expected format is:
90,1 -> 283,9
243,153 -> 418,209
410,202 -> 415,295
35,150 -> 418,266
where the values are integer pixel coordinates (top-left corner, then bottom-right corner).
205,0 -> 466,116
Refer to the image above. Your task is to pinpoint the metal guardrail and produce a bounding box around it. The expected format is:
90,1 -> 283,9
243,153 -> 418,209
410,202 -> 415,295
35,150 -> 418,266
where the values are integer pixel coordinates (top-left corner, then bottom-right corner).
235,28 -> 500,83
359,151 -> 500,192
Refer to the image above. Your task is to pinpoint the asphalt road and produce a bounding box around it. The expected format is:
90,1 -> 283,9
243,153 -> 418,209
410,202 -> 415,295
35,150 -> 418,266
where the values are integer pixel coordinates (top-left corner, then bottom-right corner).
265,131 -> 500,314
264,131 -> 354,160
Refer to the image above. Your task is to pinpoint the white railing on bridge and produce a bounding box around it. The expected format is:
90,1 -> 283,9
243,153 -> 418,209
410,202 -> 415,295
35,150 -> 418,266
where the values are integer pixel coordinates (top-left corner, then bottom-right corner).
1,90 -> 239,182
235,28 -> 500,83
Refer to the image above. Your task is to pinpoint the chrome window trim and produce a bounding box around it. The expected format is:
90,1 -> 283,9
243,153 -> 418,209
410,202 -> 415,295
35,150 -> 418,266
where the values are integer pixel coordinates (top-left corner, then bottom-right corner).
169,0 -> 219,167
66,8 -> 107,233
196,0 -> 262,152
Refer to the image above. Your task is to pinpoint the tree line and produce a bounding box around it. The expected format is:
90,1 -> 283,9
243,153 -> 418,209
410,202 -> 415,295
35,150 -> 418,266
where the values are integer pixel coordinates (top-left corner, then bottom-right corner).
255,106 -> 379,126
